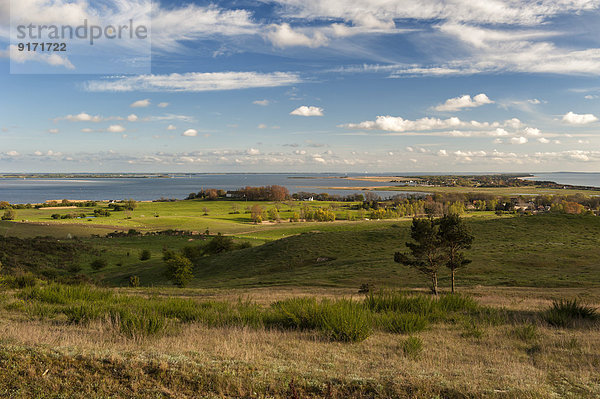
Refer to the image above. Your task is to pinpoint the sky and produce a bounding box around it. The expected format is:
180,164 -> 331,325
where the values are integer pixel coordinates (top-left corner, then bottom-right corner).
0,0 -> 600,173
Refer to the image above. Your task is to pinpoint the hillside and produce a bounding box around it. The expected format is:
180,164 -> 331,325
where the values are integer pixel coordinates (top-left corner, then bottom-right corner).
186,214 -> 600,289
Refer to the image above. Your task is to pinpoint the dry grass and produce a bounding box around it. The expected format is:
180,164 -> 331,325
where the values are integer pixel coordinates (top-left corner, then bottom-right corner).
1,287 -> 599,398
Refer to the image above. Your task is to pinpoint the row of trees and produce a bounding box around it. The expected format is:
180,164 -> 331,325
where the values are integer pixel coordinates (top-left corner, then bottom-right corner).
395,214 -> 474,295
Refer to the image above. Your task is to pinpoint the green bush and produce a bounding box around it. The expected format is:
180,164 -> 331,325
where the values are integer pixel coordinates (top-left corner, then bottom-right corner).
543,299 -> 598,328
376,312 -> 428,334
64,304 -> 104,324
364,291 -> 437,316
437,294 -> 479,313
319,300 -> 372,342
165,255 -> 194,287
2,273 -> 38,289
90,258 -> 108,270
139,250 -> 151,261
270,297 -> 322,330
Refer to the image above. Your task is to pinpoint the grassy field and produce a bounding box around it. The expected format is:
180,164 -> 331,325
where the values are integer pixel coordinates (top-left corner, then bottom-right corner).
0,285 -> 598,398
1,199 -> 600,398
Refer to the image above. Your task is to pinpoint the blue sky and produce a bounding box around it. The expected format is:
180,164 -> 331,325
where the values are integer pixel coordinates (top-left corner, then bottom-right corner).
1,0 -> 600,173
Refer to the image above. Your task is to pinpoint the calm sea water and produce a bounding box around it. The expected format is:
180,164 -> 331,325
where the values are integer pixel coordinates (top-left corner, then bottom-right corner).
1,172 -> 597,204
0,173 -> 421,204
527,172 -> 600,187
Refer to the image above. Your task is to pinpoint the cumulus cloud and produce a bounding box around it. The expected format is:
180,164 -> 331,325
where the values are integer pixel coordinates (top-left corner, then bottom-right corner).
127,114 -> 139,122
253,99 -> 270,106
290,106 -> 324,117
266,23 -> 328,48
107,125 -> 126,133
57,112 -> 103,123
157,102 -> 169,108
246,148 -> 260,155
167,125 -> 177,131
48,128 -> 59,134
183,129 -> 198,137
562,111 -> 598,125
510,136 -> 528,144
85,72 -> 302,92
524,127 -> 542,136
342,115 -> 462,132
130,99 -> 151,108
434,93 -> 493,111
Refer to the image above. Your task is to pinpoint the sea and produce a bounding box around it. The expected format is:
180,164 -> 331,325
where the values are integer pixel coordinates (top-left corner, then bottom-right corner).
0,172 -> 598,204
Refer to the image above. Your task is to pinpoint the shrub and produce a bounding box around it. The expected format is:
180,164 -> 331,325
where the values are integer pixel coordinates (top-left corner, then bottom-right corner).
1,209 -> 16,220
437,294 -> 479,313
543,299 -> 598,328
90,258 -> 108,270
165,255 -> 194,287
203,233 -> 235,255
319,300 -> 372,342
129,275 -> 140,287
401,336 -> 423,359
376,312 -> 428,334
64,304 -> 104,324
139,249 -> 151,261
270,297 -> 322,330
364,291 -> 436,316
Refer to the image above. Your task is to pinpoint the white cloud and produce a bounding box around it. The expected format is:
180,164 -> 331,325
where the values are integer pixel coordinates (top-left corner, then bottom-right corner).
272,0 -> 596,27
492,128 -> 509,137
48,128 -> 59,134
527,99 -> 542,104
151,4 -> 258,50
538,137 -> 550,144
157,102 -> 169,108
510,136 -> 528,145
253,99 -> 270,106
437,149 -> 448,156
6,150 -> 19,157
434,93 -> 493,111
2,45 -> 74,70
130,99 -> 151,108
290,106 -> 324,117
257,124 -> 268,129
524,127 -> 542,137
562,111 -> 598,125
183,129 -> 198,137
85,72 -> 302,92
343,115 -> 462,132
127,114 -> 139,122
267,23 -> 329,48
584,95 -> 598,100
57,112 -> 103,123
81,128 -> 94,133
167,125 -> 177,131
246,148 -> 260,155
107,125 -> 126,133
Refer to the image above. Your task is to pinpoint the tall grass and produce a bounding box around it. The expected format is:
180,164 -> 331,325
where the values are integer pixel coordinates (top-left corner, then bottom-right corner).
7,284 -> 486,343
543,299 -> 598,328
19,283 -> 112,304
